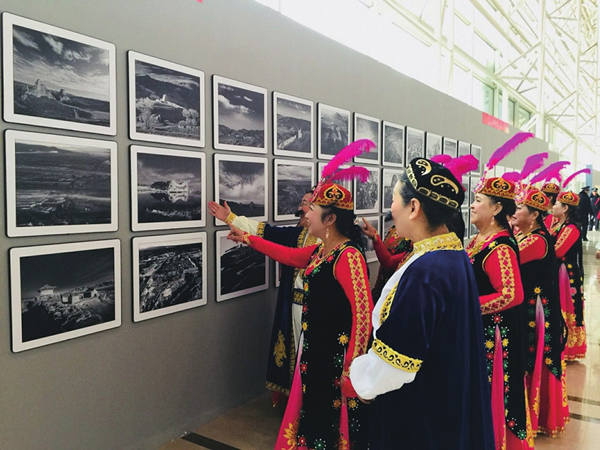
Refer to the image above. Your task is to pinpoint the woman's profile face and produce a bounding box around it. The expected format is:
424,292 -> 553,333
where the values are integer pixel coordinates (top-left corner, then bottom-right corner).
391,181 -> 412,238
512,203 -> 536,229
470,193 -> 497,230
552,201 -> 568,218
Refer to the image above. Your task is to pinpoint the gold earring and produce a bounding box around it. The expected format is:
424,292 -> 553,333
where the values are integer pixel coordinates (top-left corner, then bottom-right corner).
326,226 -> 330,239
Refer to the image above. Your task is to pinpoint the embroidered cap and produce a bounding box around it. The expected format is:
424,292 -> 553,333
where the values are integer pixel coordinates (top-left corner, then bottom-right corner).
475,176 -> 517,200
541,182 -> 560,195
310,182 -> 354,210
515,186 -> 550,211
557,191 -> 579,207
406,158 -> 465,210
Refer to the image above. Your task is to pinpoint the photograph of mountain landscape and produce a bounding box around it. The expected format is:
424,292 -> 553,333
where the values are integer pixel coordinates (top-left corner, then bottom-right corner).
213,75 -> 267,153
354,113 -> 380,164
216,230 -> 268,302
382,121 -> 405,167
318,103 -> 350,160
131,146 -> 206,231
443,137 -> 458,158
274,159 -> 315,221
355,167 -> 380,214
214,154 -> 268,225
10,239 -> 121,352
3,14 -> 116,135
273,92 -> 313,158
133,232 -> 207,322
129,51 -> 205,147
406,127 -> 425,163
382,168 -> 404,212
426,132 -> 442,159
5,130 -> 118,237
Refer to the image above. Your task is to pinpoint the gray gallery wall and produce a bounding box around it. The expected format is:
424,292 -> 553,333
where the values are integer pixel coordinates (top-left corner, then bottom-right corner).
0,0 -> 552,449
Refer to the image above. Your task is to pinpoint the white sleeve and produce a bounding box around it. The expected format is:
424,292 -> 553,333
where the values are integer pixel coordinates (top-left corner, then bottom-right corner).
596,241 -> 600,250
349,348 -> 416,400
231,215 -> 260,235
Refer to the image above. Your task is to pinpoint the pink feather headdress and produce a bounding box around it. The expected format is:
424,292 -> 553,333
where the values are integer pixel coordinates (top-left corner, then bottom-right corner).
444,155 -> 479,187
529,160 -> 571,184
562,168 -> 591,189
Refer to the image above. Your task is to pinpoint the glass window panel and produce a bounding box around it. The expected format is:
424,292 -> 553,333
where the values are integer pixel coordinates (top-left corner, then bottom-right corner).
508,100 -> 516,126
517,106 -> 532,128
472,78 -> 494,114
453,64 -> 472,105
474,34 -> 495,72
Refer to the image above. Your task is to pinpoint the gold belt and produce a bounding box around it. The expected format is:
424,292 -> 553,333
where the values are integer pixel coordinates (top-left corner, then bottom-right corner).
293,290 -> 304,305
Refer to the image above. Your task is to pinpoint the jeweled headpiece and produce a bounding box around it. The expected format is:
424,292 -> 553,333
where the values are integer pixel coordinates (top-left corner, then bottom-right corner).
406,158 -> 465,210
556,191 -> 579,207
475,177 -> 517,200
515,186 -> 550,211
541,182 -> 560,194
310,182 -> 354,210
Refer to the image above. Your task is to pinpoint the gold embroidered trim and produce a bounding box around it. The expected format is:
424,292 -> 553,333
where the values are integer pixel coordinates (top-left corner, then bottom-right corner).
256,222 -> 266,238
518,232 -> 548,259
373,339 -> 422,373
346,251 -> 371,361
225,212 -> 237,225
292,290 -> 304,305
242,232 -> 252,246
273,330 -> 286,368
265,381 -> 290,396
555,225 -> 573,254
379,284 -> 398,324
481,244 -> 517,315
413,232 -> 463,255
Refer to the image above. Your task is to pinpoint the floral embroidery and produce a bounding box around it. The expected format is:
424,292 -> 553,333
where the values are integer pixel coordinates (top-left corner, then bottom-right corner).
273,330 -> 286,368
348,398 -> 358,409
338,334 -> 349,345
333,398 -> 341,409
281,418 -> 299,450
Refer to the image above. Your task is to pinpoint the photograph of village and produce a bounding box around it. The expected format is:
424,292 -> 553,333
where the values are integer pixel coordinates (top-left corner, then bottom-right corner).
5,14 -> 115,134
217,231 -> 268,302
134,233 -> 206,321
214,76 -> 266,152
383,121 -> 405,167
130,52 -> 204,146
318,103 -> 350,159
11,241 -> 120,352
215,155 -> 267,222
354,114 -> 380,163
5,131 -> 117,237
275,160 -> 314,220
274,93 -> 313,157
133,147 -> 205,230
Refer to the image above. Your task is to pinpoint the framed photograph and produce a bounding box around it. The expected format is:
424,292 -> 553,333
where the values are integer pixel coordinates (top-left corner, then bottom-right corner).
2,13 -> 116,135
5,130 -> 118,237
469,177 -> 480,206
382,214 -> 394,238
354,113 -> 380,164
214,153 -> 268,225
216,230 -> 269,302
359,215 -> 380,263
354,167 -> 380,214
10,239 -> 121,352
471,144 -> 483,175
382,168 -> 405,212
273,92 -> 313,158
132,232 -> 207,322
131,145 -> 206,231
274,159 -> 315,221
405,127 -> 425,163
458,140 -> 470,157
425,132 -> 442,159
318,103 -> 350,160
213,75 -> 267,153
382,121 -> 405,167
317,162 -> 353,193
461,208 -> 470,240
128,51 -> 205,147
443,137 -> 458,158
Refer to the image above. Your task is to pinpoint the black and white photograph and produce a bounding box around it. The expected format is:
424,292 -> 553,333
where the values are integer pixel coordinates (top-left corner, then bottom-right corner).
354,113 -> 380,164
359,215 -> 380,263
10,239 -> 121,352
443,137 -> 458,158
317,162 -> 353,193
458,140 -> 471,157
5,130 -> 118,237
354,167 -> 380,214
471,144 -> 483,175
216,230 -> 269,302
273,92 -> 313,158
128,51 -> 205,147
382,214 -> 394,238
318,103 -> 350,160
2,14 -> 116,135
213,75 -> 267,153
214,154 -> 268,225
382,121 -> 405,167
405,127 -> 425,163
132,232 -> 207,322
382,168 -> 405,212
274,159 -> 315,221
425,132 -> 442,159
461,208 -> 470,240
131,145 -> 206,231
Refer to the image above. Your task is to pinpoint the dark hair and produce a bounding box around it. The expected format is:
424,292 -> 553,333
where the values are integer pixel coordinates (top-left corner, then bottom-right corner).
524,205 -> 552,239
320,206 -> 365,254
448,209 -> 465,242
545,192 -> 558,206
398,176 -> 456,231
558,202 -> 581,227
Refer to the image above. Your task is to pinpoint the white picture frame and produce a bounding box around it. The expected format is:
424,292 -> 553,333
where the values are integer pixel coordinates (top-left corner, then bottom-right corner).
443,137 -> 458,158
132,232 -> 208,322
5,130 -> 118,237
131,145 -> 206,232
353,113 -> 380,164
382,121 -> 405,167
471,144 -> 483,176
405,127 -> 425,163
354,166 -> 380,215
425,132 -> 442,159
382,168 -> 405,212
3,13 -> 117,135
318,103 -> 350,160
10,239 -> 121,352
458,140 -> 470,157
213,75 -> 267,153
273,92 -> 314,158
274,159 -> 315,221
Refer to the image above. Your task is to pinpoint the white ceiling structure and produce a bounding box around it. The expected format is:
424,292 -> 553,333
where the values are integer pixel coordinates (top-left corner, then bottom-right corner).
255,0 -> 600,164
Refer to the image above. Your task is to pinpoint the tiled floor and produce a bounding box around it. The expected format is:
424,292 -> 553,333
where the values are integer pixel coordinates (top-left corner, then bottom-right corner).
162,232 -> 600,450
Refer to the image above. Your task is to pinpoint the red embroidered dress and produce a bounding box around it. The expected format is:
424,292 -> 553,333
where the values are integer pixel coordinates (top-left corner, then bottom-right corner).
245,235 -> 373,450
371,224 -> 412,299
466,230 -> 534,450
